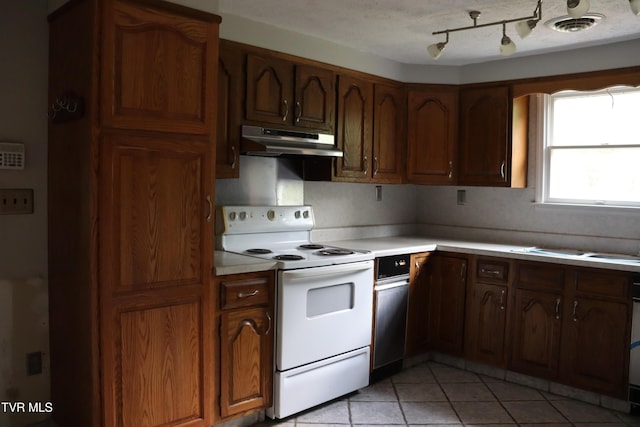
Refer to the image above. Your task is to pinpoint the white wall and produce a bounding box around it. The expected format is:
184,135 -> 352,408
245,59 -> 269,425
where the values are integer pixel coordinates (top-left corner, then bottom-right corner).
0,1 -> 50,426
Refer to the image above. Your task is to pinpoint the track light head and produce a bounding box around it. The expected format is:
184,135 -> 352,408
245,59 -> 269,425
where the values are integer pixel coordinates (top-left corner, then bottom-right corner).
631,0 -> 640,16
516,19 -> 538,39
567,0 -> 590,18
427,41 -> 447,60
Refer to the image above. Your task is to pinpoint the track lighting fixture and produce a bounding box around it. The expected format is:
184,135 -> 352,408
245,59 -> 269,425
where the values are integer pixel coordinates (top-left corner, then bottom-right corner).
631,0 -> 640,15
567,0 -> 590,18
428,0 -> 542,60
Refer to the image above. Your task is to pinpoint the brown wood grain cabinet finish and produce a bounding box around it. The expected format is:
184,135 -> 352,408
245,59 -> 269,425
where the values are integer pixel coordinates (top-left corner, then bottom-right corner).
426,254 -> 468,356
405,252 -> 431,357
372,83 -> 405,183
48,1 -> 219,426
465,257 -> 512,368
406,87 -> 458,185
218,272 -> 275,419
245,53 -> 335,132
335,75 -> 374,180
510,262 -> 631,398
216,40 -> 244,178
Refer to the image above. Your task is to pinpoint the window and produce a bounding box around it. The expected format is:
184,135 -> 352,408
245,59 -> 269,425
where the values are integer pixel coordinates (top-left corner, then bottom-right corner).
541,86 -> 640,207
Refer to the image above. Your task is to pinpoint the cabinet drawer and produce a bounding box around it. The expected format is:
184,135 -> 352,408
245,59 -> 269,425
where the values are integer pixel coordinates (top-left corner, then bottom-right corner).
575,269 -> 631,299
516,262 -> 565,292
221,277 -> 270,310
476,259 -> 509,283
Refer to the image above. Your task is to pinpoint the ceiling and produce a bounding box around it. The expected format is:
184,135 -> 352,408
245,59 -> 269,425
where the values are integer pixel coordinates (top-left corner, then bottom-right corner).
218,0 -> 640,66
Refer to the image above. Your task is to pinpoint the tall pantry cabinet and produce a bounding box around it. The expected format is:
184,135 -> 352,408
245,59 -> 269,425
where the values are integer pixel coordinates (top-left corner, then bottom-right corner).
47,1 -> 220,426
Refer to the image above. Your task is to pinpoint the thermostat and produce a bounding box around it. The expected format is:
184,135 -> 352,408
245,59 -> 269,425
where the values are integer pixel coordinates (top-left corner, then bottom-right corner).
0,142 -> 25,170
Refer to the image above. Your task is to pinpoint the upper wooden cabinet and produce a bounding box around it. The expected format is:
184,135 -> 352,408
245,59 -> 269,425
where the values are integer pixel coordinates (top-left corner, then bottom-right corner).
458,85 -> 527,187
217,40 -> 243,178
101,0 -> 218,135
406,86 -> 458,185
333,76 -> 404,183
335,74 -> 374,180
245,53 -> 335,133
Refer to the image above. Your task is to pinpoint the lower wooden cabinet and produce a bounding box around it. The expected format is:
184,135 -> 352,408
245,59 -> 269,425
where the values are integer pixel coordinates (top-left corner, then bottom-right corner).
426,254 -> 468,355
217,271 -> 275,419
405,252 -> 431,357
509,261 -> 631,399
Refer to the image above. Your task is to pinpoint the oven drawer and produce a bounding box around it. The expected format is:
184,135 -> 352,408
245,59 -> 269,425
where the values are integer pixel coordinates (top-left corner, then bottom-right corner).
220,275 -> 271,310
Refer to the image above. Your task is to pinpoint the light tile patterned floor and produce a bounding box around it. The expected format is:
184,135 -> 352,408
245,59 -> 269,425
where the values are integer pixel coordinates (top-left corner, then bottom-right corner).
254,361 -> 640,426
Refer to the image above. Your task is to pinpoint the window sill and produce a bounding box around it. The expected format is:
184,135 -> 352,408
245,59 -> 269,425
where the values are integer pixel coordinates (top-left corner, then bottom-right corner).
533,202 -> 640,214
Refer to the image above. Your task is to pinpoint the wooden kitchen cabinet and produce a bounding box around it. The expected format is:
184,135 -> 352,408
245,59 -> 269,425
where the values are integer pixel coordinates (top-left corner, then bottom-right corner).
465,257 -> 512,367
458,85 -> 527,187
426,254 -> 468,355
371,83 -> 405,183
217,39 -> 244,178
335,74 -> 374,180
510,261 -> 631,398
218,271 -> 275,419
48,1 -> 219,426
245,52 -> 335,132
405,252 -> 431,357
406,86 -> 458,185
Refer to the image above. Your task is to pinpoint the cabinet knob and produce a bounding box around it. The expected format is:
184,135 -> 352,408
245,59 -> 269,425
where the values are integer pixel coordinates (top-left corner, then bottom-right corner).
373,157 -> 379,176
237,289 -> 259,299
282,99 -> 289,121
500,160 -> 506,180
572,300 -> 579,322
555,298 -> 561,320
295,101 -> 301,123
448,160 -> 453,180
499,290 -> 506,310
205,195 -> 212,223
231,145 -> 237,169
363,156 -> 368,175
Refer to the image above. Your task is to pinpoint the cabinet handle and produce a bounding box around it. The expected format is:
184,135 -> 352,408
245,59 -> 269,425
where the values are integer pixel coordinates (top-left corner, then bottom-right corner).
237,289 -> 259,299
363,156 -> 368,175
448,160 -> 453,180
295,101 -> 301,123
282,99 -> 289,121
480,268 -> 501,276
415,261 -> 420,271
373,157 -> 379,176
500,160 -> 506,180
205,195 -> 212,223
264,312 -> 272,336
230,145 -> 237,169
555,298 -> 561,320
499,290 -> 505,310
572,300 -> 578,322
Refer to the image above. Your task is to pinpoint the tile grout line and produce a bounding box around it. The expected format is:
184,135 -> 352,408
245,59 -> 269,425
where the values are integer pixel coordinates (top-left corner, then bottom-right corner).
390,372 -> 410,426
476,372 -> 520,426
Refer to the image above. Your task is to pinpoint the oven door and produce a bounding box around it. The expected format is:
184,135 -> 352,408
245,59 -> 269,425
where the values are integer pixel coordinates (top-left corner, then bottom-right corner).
277,260 -> 374,371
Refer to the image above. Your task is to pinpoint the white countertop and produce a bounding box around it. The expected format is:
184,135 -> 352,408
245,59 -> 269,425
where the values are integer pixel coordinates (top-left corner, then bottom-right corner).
214,237 -> 640,276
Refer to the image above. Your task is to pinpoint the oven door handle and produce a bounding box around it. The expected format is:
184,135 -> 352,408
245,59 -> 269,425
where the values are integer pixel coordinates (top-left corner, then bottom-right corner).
282,260 -> 373,278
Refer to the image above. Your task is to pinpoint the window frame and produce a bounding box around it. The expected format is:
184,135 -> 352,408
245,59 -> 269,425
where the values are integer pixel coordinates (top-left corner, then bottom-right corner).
536,87 -> 640,209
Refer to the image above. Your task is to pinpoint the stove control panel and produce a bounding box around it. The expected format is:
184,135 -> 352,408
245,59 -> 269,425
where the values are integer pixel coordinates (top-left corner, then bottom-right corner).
216,205 -> 315,234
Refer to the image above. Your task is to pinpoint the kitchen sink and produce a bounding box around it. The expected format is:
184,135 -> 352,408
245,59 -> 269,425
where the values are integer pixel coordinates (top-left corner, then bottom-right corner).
514,247 -> 640,263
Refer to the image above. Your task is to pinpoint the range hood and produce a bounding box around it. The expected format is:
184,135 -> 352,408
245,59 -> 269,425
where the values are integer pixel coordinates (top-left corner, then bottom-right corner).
241,125 -> 343,158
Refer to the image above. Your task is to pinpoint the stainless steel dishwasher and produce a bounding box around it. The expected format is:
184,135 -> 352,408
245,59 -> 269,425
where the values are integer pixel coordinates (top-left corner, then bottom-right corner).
371,254 -> 411,380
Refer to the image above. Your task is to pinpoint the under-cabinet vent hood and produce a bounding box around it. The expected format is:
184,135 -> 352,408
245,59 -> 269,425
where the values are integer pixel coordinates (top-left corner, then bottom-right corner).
241,125 -> 343,158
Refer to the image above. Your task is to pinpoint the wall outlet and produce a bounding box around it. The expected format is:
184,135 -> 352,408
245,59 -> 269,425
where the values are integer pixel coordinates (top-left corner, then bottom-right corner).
375,185 -> 382,201
26,351 -> 43,376
0,188 -> 34,214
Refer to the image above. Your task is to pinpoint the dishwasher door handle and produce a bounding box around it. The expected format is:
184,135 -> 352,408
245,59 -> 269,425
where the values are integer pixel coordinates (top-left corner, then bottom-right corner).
374,280 -> 409,291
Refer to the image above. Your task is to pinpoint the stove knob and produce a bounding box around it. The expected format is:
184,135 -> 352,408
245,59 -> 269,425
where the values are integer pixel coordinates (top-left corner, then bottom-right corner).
302,210 -> 310,219
267,209 -> 276,221
228,211 -> 237,221
239,211 -> 247,221
294,210 -> 301,219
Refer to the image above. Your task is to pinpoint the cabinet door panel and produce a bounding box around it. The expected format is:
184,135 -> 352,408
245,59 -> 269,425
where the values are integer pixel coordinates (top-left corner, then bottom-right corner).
561,297 -> 629,397
510,289 -> 562,379
107,291 -> 210,427
406,253 -> 430,357
246,54 -> 292,125
407,88 -> 457,185
459,86 -> 510,186
216,41 -> 243,178
336,76 -> 373,179
101,134 -> 212,292
466,283 -> 508,366
295,65 -> 335,132
220,306 -> 273,418
373,84 -> 404,183
102,0 -> 217,134
427,255 -> 467,355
